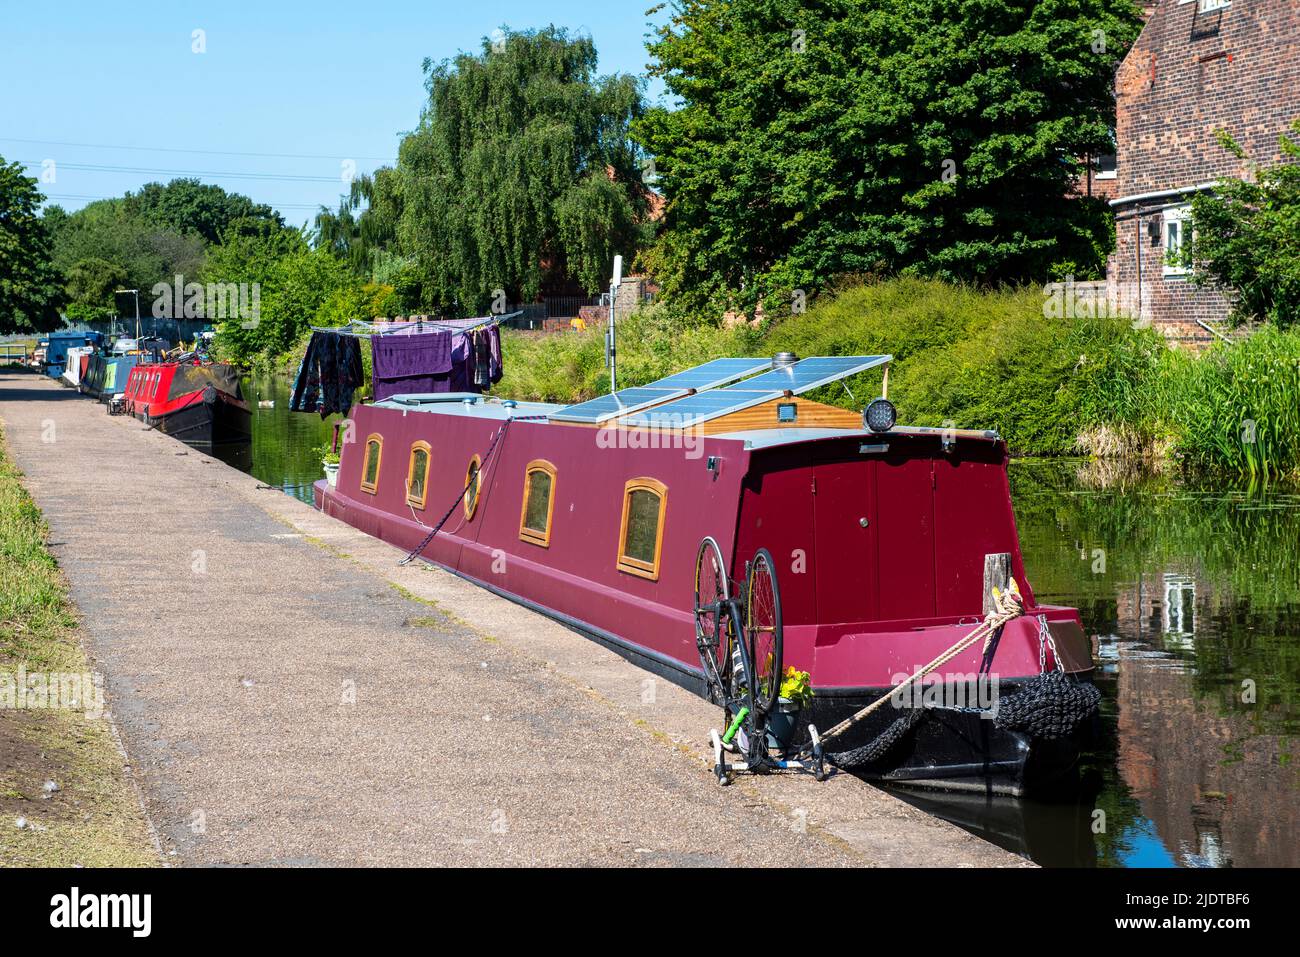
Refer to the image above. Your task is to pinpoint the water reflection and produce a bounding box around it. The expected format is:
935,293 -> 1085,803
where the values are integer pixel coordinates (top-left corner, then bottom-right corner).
901,460 -> 1299,867
211,373 -> 337,502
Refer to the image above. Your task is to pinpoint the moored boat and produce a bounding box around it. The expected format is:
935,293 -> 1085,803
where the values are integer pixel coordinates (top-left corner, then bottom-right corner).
314,350 -> 1099,796
122,359 -> 251,448
80,353 -> 140,402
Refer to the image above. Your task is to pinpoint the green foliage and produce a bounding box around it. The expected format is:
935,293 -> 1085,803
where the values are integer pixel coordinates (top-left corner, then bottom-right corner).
497,299 -> 756,400
42,179 -> 281,322
1160,327 -> 1300,480
0,157 -> 64,334
778,667 -> 814,707
499,276 -> 1300,479
397,26 -> 651,312
635,0 -> 1140,315
1187,123 -> 1300,328
128,179 -> 282,246
315,169 -> 405,279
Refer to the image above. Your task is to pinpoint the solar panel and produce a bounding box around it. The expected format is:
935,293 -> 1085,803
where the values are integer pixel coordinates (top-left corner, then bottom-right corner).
622,390 -> 779,429
720,355 -> 891,395
642,357 -> 772,392
549,387 -> 687,424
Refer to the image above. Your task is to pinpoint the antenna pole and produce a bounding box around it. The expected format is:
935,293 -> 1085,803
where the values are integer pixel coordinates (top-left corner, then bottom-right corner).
608,255 -> 623,393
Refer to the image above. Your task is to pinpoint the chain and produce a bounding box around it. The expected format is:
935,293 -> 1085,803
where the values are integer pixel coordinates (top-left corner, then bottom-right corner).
1036,613 -> 1063,673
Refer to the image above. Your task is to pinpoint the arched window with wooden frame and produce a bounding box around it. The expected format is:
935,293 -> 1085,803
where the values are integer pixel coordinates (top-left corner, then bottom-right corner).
463,454 -> 482,520
406,441 -> 432,509
518,459 -> 557,547
616,477 -> 668,581
360,433 -> 383,494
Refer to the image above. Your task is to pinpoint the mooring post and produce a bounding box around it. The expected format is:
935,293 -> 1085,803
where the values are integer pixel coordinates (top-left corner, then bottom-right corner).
983,552 -> 1011,617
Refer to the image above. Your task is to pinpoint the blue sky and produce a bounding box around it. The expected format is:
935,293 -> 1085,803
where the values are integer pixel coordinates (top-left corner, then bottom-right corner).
0,1 -> 665,227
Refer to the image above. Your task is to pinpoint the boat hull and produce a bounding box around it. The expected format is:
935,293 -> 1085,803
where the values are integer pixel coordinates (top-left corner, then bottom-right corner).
135,387 -> 252,448
316,476 -> 1092,796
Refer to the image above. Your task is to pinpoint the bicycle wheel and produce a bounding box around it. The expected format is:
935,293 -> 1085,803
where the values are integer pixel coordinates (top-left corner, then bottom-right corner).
745,548 -> 784,716
693,536 -> 730,698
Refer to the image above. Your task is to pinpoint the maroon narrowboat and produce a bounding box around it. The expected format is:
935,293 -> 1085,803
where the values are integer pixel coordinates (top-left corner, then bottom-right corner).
314,355 -> 1098,795
123,360 -> 251,448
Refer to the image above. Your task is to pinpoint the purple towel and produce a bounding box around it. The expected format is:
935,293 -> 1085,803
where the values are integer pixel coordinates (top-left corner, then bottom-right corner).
372,332 -> 454,400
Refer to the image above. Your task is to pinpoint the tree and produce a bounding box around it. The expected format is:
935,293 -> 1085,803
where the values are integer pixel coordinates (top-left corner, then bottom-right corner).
1186,123 -> 1300,328
128,179 -> 282,245
398,26 -> 651,313
0,156 -> 64,334
635,0 -> 1141,314
315,169 -> 405,278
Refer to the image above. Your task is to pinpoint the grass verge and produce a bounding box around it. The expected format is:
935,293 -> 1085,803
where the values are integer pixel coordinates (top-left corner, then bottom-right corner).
0,424 -> 158,867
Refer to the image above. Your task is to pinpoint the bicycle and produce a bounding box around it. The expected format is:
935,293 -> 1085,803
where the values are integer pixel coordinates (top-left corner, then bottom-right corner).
694,537 -> 825,784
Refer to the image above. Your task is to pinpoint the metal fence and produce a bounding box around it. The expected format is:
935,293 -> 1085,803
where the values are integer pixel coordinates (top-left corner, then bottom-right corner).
498,296 -> 605,330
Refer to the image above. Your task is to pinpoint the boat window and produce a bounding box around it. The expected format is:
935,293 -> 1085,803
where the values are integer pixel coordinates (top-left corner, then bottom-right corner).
617,478 -> 668,581
406,442 -> 431,509
518,460 -> 557,547
463,455 -> 482,520
360,434 -> 383,494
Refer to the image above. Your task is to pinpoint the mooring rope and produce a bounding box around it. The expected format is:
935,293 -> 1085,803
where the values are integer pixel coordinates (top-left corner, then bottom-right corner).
818,580 -> 1027,747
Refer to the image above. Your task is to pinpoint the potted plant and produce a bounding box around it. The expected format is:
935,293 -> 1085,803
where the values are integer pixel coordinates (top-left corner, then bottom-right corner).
766,666 -> 813,750
315,443 -> 341,488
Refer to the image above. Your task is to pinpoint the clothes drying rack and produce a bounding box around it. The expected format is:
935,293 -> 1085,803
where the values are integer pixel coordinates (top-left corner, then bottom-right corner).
309,313 -> 518,337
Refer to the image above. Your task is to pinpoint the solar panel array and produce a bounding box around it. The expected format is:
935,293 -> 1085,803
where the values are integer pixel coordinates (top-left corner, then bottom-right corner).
716,355 -> 891,395
622,390 -> 776,429
549,354 -> 892,427
548,386 -> 688,424
643,357 -> 771,392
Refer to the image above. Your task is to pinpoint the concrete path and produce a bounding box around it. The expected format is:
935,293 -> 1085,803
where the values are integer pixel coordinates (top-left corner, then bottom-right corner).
0,371 -> 1026,867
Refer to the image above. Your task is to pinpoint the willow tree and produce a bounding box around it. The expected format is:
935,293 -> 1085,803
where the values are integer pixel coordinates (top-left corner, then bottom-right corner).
315,168 -> 405,279
635,0 -> 1141,315
398,27 -> 651,314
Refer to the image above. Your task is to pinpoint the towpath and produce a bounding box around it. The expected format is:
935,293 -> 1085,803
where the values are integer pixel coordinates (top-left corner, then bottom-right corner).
0,371 -> 1025,867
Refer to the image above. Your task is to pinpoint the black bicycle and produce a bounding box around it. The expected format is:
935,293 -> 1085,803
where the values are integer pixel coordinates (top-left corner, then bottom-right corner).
695,538 -> 821,782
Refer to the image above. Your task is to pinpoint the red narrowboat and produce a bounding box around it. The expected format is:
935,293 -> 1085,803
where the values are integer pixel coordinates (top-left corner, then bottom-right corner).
123,360 -> 251,448
314,355 -> 1098,795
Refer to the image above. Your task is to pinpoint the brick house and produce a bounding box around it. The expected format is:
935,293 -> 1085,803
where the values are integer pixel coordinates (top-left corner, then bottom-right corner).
1107,0 -> 1300,344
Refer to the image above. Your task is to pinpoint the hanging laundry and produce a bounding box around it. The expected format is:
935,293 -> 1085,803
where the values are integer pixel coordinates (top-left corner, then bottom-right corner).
488,324 -> 503,384
289,331 -> 364,417
372,331 -> 454,401
472,329 -> 492,388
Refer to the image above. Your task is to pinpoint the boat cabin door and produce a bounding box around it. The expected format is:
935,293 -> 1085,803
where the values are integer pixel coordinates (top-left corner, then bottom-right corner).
812,446 -> 937,625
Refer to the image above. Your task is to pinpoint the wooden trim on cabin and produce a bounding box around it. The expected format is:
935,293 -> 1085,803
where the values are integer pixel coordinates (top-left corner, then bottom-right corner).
616,477 -> 668,581
406,440 -> 432,510
463,454 -> 482,521
518,459 -> 558,548
699,396 -> 861,435
360,433 -> 384,494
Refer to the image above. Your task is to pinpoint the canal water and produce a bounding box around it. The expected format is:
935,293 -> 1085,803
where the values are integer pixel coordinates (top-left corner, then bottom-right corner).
226,376 -> 1299,868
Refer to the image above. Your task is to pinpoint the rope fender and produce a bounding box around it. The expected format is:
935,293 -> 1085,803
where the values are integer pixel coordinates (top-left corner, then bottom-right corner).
818,581 -> 1098,769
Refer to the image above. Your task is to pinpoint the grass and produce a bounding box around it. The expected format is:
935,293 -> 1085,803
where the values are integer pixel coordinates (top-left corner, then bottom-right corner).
0,425 -> 158,867
498,277 -> 1300,479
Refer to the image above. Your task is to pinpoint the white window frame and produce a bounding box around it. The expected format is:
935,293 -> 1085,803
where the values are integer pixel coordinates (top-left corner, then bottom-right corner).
1162,205 -> 1192,278
1179,0 -> 1230,11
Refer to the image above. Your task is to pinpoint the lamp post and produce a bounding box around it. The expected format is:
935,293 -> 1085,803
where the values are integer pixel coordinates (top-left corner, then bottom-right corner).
116,288 -> 141,342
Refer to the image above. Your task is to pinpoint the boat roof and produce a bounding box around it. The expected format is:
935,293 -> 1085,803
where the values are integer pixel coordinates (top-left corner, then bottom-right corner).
375,393 -> 565,420
368,394 -> 1000,450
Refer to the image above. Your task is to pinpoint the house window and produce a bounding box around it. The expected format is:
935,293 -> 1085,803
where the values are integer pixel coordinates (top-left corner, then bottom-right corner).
360,434 -> 383,493
1181,0 -> 1230,11
406,441 -> 431,509
519,460 -> 557,547
1095,153 -> 1116,180
1162,205 -> 1192,277
463,455 -> 482,520
617,478 -> 668,581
